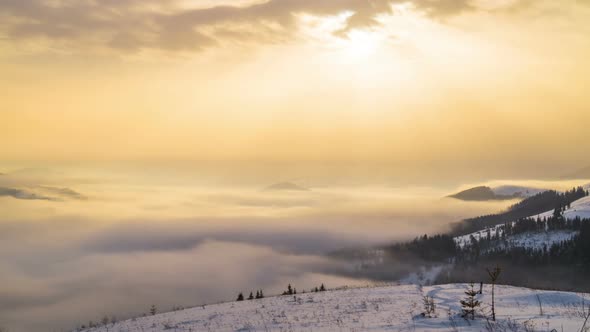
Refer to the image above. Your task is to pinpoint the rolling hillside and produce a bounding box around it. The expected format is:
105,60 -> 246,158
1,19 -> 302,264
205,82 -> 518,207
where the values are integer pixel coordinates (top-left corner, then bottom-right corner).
78,284 -> 590,332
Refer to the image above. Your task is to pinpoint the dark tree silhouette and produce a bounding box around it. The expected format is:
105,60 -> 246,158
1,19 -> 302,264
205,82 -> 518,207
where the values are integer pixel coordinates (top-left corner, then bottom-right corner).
460,283 -> 481,320
487,266 -> 502,321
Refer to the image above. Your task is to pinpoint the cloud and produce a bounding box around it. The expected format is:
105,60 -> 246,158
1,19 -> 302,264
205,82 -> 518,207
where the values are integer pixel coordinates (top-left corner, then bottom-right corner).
0,235 -> 361,332
0,170 -> 86,201
0,0 -> 500,54
37,186 -> 87,200
81,223 -> 366,255
0,187 -> 55,201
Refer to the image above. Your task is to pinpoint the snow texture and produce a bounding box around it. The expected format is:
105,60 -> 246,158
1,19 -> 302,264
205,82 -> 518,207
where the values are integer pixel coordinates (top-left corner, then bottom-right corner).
492,185 -> 547,198
534,195 -> 590,220
454,194 -> 590,249
454,227 -> 577,250
79,284 -> 590,332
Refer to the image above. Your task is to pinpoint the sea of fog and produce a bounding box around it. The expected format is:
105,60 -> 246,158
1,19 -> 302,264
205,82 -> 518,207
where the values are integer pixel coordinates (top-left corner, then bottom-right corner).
0,166 -> 584,332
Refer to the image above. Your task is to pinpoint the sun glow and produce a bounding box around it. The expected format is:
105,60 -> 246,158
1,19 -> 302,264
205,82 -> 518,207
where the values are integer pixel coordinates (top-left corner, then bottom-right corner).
336,29 -> 384,62
297,12 -> 391,65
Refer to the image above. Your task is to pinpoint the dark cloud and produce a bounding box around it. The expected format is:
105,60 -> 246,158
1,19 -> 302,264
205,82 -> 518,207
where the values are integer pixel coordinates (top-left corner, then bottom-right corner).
0,0 -> 481,53
82,222 -> 365,255
0,187 -> 54,201
0,170 -> 86,200
38,186 -> 87,200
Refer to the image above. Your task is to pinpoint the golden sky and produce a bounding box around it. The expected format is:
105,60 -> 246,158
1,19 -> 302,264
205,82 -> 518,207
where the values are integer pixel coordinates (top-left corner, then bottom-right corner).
1,0 -> 590,176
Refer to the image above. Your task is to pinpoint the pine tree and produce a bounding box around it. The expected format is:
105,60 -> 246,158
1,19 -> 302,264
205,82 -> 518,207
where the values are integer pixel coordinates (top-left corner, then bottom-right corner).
259,289 -> 264,298
150,304 -> 157,316
255,290 -> 260,299
236,292 -> 244,301
287,284 -> 293,295
248,292 -> 254,300
460,283 -> 480,320
320,283 -> 326,292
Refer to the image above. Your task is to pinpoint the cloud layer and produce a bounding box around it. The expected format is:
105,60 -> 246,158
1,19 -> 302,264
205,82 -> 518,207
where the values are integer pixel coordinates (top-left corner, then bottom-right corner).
0,166 -> 523,332
0,0 -> 482,53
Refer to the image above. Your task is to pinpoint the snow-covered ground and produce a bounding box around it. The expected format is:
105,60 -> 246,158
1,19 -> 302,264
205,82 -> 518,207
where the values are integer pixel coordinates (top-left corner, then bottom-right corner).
454,224 -> 505,248
455,194 -> 590,249
534,195 -> 590,220
492,185 -> 547,198
454,227 -> 577,250
495,230 -> 577,250
79,284 -> 590,332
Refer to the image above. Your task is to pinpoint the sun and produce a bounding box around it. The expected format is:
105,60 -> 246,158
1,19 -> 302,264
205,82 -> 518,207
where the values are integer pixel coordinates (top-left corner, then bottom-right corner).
337,29 -> 383,62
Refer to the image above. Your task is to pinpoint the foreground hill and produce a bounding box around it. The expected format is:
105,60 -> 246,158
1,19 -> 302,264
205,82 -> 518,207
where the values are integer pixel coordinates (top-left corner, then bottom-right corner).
79,284 -> 590,332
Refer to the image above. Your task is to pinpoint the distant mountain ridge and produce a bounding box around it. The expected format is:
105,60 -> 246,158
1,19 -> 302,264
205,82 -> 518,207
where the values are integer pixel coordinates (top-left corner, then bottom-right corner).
448,186 -> 519,201
451,186 -> 588,235
448,184 -> 547,202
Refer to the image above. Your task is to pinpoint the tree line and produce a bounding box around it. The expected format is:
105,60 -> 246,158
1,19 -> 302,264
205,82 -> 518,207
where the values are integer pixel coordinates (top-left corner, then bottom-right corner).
451,187 -> 588,235
236,284 -> 326,302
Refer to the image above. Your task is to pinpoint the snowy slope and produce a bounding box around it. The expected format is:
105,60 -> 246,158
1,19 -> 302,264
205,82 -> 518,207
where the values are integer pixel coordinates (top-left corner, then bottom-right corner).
454,226 -> 577,250
455,194 -> 590,249
494,230 -> 577,250
492,185 -> 547,198
79,284 -> 590,332
454,224 -> 505,248
534,195 -> 590,220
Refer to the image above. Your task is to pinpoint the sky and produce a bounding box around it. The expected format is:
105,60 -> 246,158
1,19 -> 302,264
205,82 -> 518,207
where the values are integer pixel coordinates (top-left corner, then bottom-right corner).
1,0 -> 590,181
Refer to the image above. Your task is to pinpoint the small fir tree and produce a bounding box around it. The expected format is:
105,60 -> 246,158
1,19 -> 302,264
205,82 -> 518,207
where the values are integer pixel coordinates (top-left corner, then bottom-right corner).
236,292 -> 244,301
460,283 -> 481,320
